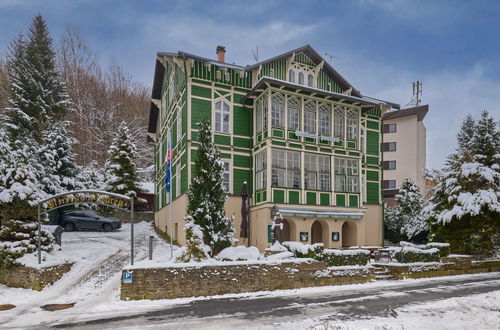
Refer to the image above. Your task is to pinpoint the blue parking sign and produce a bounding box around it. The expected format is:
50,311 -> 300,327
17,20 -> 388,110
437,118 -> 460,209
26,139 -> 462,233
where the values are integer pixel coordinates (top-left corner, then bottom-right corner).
123,271 -> 133,283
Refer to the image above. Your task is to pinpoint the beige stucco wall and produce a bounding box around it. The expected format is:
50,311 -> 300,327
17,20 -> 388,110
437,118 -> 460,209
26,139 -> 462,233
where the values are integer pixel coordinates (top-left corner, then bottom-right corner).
383,114 -> 427,194
156,198 -> 383,252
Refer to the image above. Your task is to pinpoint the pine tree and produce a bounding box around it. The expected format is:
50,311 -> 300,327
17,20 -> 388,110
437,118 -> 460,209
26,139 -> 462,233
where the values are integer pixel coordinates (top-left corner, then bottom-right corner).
175,218 -> 210,262
425,111 -> 499,256
0,127 -> 53,268
104,121 -> 143,199
186,120 -> 234,256
39,121 -> 81,194
4,16 -> 71,142
384,178 -> 428,243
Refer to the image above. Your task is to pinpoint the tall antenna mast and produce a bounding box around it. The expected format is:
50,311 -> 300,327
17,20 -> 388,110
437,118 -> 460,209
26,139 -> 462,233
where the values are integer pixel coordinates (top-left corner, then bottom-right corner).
412,81 -> 422,106
324,52 -> 339,63
252,45 -> 259,62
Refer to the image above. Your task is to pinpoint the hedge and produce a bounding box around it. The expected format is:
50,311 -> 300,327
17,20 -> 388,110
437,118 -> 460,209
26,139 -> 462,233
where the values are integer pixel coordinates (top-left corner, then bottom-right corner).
393,247 -> 440,263
425,243 -> 450,257
282,242 -> 369,266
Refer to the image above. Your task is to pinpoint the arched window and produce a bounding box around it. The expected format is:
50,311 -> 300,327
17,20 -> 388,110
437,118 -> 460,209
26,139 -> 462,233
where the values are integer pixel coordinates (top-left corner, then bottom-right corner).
304,99 -> 316,134
318,103 -> 331,136
334,107 -> 344,139
298,72 -> 304,85
288,69 -> 295,83
214,98 -> 230,133
287,96 -> 300,131
271,93 -> 285,127
307,74 -> 314,87
346,108 -> 359,140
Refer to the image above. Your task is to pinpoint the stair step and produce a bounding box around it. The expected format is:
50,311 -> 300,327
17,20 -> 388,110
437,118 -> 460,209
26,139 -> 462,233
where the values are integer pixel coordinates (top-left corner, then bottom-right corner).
375,275 -> 394,280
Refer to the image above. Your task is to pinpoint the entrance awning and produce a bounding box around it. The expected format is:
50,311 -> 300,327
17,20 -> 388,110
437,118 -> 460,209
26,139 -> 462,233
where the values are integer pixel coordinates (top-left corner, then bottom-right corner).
278,208 -> 364,220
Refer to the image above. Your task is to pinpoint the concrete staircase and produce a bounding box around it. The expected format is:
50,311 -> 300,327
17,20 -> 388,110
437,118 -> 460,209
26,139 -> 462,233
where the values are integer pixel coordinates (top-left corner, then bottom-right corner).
372,265 -> 394,280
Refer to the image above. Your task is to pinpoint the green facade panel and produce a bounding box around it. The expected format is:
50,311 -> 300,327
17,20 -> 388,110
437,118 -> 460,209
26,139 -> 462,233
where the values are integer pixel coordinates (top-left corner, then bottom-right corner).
233,137 -> 252,149
366,156 -> 379,165
366,130 -> 379,155
349,195 -> 359,207
272,128 -> 285,138
233,169 -> 252,194
191,98 -> 211,128
273,189 -> 285,203
336,194 -> 345,207
366,120 -> 379,130
366,170 -> 379,181
366,182 -> 379,204
214,134 -> 231,145
347,141 -> 356,149
233,106 -> 252,136
233,155 -> 251,168
306,192 -> 317,205
191,85 -> 211,98
289,191 -> 300,204
320,193 -> 330,206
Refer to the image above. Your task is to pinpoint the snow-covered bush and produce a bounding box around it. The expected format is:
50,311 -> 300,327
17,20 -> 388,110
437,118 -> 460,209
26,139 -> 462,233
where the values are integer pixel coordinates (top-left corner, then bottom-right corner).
319,249 -> 370,266
216,246 -> 261,261
425,242 -> 450,257
392,247 -> 440,263
283,241 -> 324,258
174,219 -> 210,263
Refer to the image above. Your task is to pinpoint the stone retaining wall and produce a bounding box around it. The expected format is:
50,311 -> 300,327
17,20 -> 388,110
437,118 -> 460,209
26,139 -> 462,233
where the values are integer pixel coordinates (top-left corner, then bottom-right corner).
376,259 -> 500,280
121,261 -> 374,300
0,263 -> 73,291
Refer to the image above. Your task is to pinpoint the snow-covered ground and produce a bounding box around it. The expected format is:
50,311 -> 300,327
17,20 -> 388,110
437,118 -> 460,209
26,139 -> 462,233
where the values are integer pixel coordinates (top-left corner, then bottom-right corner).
0,221 -> 175,328
303,289 -> 500,330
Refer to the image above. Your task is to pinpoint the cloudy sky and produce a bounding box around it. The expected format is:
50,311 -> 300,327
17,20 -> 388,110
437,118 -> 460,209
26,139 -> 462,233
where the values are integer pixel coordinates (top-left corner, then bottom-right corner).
1,0 -> 499,169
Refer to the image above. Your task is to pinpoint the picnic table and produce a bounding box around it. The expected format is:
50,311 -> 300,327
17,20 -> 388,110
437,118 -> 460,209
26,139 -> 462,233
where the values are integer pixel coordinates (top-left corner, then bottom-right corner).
373,248 -> 393,262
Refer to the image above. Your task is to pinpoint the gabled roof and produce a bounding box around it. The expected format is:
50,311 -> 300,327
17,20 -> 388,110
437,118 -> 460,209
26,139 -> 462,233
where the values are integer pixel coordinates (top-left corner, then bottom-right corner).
245,45 -> 361,97
383,105 -> 429,121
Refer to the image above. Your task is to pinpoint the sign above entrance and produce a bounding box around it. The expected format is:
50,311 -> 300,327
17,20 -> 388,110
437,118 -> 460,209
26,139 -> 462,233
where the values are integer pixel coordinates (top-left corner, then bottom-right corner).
45,192 -> 130,210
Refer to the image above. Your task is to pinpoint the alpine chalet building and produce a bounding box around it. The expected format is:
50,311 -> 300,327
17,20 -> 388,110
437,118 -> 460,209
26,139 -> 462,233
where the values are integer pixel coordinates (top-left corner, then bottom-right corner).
147,45 -> 400,251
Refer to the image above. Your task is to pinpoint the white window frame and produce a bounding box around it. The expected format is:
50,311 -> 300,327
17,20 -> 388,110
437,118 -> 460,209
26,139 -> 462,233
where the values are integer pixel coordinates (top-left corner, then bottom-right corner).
213,98 -> 231,134
318,154 -> 330,191
304,153 -> 318,190
346,108 -> 359,140
272,149 -> 286,188
287,96 -> 300,131
287,150 -> 301,189
288,69 -> 295,83
304,99 -> 316,134
255,151 -> 267,191
176,107 -> 182,142
319,102 -> 331,136
256,97 -> 263,133
334,107 -> 344,139
221,160 -> 231,193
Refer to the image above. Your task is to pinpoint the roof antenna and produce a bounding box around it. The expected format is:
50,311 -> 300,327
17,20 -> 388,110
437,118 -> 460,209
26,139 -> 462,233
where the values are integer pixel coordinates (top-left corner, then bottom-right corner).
403,81 -> 423,108
252,45 -> 259,62
324,52 -> 339,63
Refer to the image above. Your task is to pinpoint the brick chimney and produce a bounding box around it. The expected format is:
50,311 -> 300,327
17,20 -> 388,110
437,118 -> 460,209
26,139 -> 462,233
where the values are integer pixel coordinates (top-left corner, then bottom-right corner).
216,45 -> 226,62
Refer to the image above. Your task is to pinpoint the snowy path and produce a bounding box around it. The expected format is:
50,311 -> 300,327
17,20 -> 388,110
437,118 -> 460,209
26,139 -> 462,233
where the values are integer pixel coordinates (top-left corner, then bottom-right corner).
0,222 -> 174,329
11,272 -> 500,329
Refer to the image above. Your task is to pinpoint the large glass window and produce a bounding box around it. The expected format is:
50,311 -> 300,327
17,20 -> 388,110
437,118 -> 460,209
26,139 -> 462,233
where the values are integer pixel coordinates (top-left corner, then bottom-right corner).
335,157 -> 359,193
319,155 -> 330,191
214,99 -> 230,133
255,151 -> 267,190
287,151 -> 300,189
334,107 -> 344,138
288,69 -> 295,83
319,102 -> 331,136
304,153 -> 317,190
272,149 -> 286,187
287,96 -> 300,131
271,93 -> 285,127
298,72 -> 304,85
256,97 -> 263,133
304,100 -> 316,134
346,108 -> 358,140
263,94 -> 269,131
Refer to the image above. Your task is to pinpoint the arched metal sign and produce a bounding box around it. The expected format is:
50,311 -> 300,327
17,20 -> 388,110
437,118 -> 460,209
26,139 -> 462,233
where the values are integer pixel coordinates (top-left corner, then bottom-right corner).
37,190 -> 135,265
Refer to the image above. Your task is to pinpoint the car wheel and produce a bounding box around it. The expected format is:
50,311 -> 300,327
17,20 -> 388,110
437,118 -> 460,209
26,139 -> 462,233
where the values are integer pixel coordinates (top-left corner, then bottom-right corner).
103,224 -> 113,232
64,223 -> 75,232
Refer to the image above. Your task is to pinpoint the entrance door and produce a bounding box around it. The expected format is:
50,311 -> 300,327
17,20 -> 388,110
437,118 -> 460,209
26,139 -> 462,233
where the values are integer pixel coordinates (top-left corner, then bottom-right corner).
342,221 -> 357,247
311,220 -> 323,244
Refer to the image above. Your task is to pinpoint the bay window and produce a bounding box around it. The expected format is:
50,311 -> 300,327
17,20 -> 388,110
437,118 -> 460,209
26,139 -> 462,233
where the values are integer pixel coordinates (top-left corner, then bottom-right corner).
334,107 -> 344,139
319,155 -> 330,191
335,157 -> 359,193
334,157 -> 346,192
256,97 -> 263,133
346,108 -> 358,140
287,151 -> 300,189
255,151 -> 267,190
272,149 -> 286,187
304,153 -> 317,190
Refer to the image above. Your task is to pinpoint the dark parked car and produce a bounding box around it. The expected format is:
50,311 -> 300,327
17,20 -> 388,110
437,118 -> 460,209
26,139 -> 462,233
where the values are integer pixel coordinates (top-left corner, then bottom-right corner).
60,210 -> 122,232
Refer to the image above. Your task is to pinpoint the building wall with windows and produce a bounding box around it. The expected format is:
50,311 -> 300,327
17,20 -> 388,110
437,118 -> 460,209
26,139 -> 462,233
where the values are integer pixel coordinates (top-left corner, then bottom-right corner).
148,45 -> 398,251
382,105 -> 428,204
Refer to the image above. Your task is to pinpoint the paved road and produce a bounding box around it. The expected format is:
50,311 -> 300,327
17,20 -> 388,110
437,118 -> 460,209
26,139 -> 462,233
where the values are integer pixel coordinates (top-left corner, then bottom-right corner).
49,272 -> 500,329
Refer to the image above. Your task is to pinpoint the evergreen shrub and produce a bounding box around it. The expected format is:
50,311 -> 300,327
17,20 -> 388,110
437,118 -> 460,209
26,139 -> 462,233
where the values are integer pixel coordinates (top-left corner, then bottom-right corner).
393,247 -> 440,263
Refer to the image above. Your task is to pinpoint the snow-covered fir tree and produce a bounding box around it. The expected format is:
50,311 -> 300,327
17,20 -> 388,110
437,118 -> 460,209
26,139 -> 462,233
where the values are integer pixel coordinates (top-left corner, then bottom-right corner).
186,120 -> 235,256
79,160 -> 106,191
104,121 -> 144,199
384,178 -> 428,243
3,15 -> 71,142
0,127 -> 53,268
425,111 -> 499,256
39,121 -> 81,194
175,218 -> 210,262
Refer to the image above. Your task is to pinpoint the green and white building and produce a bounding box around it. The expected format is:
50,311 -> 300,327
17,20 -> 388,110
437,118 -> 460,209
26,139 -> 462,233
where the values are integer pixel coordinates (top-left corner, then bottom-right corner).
148,45 -> 399,250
